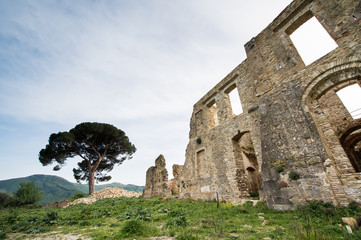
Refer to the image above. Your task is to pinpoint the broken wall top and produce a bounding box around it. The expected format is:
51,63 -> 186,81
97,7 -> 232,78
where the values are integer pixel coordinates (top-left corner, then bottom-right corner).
155,154 -> 166,169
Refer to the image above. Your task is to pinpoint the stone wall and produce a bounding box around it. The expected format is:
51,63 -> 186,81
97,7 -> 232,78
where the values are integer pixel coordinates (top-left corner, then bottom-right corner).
143,155 -> 171,198
179,0 -> 361,209
170,164 -> 184,195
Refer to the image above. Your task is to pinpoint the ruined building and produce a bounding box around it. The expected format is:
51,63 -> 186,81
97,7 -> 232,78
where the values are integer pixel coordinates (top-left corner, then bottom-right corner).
143,155 -> 171,198
144,0 -> 361,210
143,155 -> 184,198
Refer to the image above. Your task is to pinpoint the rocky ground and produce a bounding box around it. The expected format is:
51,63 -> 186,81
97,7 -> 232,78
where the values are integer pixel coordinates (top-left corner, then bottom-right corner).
9,233 -> 91,240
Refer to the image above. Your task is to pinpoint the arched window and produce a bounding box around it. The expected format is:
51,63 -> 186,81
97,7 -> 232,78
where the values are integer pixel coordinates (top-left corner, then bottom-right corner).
336,84 -> 361,119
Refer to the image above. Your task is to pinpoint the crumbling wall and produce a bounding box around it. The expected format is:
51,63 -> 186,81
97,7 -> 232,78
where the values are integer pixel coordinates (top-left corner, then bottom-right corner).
170,164 -> 184,195
143,155 -> 171,198
180,0 -> 361,209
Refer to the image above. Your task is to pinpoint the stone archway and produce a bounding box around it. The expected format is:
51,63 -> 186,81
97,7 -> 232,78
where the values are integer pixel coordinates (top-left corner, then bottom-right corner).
339,123 -> 361,172
301,59 -> 361,174
300,59 -> 361,205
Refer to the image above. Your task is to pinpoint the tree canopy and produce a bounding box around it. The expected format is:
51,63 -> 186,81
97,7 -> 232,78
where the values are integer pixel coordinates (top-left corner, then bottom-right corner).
39,122 -> 136,194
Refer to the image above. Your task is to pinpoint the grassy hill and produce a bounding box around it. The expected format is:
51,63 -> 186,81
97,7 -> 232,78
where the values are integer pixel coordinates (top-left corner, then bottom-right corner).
0,174 -> 144,204
0,197 -> 360,239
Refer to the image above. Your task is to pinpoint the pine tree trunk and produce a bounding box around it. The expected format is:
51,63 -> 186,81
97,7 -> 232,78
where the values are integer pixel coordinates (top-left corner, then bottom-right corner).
89,171 -> 95,195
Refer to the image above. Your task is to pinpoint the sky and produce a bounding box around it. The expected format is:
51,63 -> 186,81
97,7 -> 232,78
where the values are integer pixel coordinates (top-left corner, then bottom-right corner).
3,0 -> 354,187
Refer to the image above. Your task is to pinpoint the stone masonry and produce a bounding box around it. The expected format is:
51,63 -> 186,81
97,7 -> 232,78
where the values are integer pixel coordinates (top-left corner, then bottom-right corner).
143,155 -> 171,198
177,0 -> 361,210
170,164 -> 184,195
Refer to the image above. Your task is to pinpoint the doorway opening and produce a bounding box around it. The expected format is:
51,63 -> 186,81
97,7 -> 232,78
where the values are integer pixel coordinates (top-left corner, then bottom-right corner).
232,131 -> 261,197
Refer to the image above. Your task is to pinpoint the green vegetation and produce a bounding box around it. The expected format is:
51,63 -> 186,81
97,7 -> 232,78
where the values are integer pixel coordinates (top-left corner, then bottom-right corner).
0,181 -> 43,207
1,197 -> 361,239
289,171 -> 301,180
0,175 -> 144,204
14,181 -> 43,205
0,192 -> 13,208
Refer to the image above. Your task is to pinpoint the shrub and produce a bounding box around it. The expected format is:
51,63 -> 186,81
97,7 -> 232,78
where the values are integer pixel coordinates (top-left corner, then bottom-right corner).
157,207 -> 170,213
64,220 -> 78,225
14,181 -> 43,205
289,171 -> 300,180
164,207 -> 188,228
26,216 -> 40,224
79,206 -> 93,220
42,211 -> 58,225
164,216 -> 188,228
3,210 -> 19,224
348,201 -> 359,211
297,201 -> 335,218
121,206 -> 152,221
0,192 -> 13,208
11,219 -> 49,234
118,219 -> 147,237
79,220 -> 91,226
92,209 -> 111,219
167,209 -> 186,218
0,230 -> 6,240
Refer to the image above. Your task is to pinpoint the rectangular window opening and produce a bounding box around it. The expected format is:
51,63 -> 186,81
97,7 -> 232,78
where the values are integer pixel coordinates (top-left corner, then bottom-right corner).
336,84 -> 361,119
196,149 -> 207,178
207,100 -> 219,128
227,86 -> 243,115
289,16 -> 338,66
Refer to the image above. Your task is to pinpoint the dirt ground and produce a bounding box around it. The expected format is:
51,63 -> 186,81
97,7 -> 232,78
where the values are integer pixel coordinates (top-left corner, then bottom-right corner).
7,232 -> 91,240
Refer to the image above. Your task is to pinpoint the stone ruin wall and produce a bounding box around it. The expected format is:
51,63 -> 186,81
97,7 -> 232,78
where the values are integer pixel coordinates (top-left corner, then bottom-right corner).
143,155 -> 183,198
142,0 -> 361,209
178,0 -> 361,210
143,155 -> 171,198
171,164 -> 184,196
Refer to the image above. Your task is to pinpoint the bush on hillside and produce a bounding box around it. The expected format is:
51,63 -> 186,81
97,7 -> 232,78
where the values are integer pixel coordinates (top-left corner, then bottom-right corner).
15,181 -> 43,205
0,192 -> 13,208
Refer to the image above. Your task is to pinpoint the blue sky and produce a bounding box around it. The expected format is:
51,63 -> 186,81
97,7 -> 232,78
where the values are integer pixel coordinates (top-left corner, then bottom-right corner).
0,0 -> 295,186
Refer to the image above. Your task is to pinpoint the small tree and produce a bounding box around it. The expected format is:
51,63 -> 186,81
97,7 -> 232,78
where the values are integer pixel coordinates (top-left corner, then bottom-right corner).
0,191 -> 13,208
15,181 -> 43,205
39,122 -> 136,194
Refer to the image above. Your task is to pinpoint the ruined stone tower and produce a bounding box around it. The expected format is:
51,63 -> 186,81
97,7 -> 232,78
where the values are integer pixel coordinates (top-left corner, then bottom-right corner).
143,154 -> 171,198
179,0 -> 361,210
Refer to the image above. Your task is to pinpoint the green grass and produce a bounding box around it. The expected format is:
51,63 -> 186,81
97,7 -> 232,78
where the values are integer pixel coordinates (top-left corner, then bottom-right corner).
1,197 -> 361,239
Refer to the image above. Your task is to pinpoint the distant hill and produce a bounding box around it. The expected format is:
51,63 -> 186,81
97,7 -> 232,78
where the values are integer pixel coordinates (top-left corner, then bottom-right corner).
0,174 -> 144,204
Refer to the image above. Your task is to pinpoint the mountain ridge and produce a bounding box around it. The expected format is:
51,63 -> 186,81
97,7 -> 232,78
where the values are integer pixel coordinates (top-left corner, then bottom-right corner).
0,174 -> 144,204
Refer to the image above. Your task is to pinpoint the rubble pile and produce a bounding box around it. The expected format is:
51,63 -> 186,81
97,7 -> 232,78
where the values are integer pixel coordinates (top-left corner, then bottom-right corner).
65,187 -> 141,207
